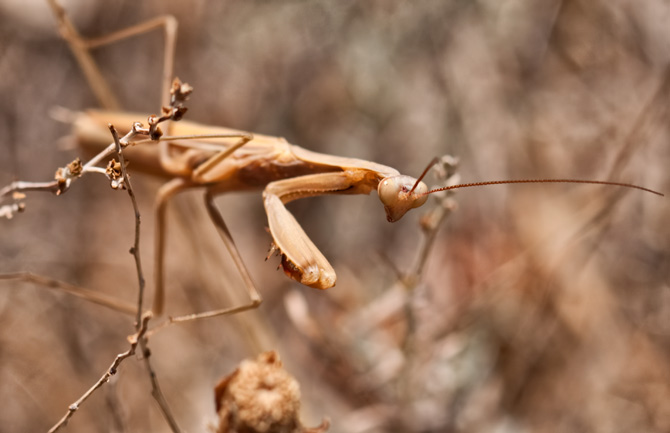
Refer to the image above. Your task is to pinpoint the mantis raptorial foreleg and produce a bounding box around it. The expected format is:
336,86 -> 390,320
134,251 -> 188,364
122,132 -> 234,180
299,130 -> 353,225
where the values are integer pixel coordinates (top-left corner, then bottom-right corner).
262,172 -> 366,289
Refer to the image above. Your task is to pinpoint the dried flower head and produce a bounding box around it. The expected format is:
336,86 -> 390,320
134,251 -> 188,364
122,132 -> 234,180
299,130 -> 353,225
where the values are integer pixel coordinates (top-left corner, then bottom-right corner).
54,158 -> 83,195
215,351 -> 329,433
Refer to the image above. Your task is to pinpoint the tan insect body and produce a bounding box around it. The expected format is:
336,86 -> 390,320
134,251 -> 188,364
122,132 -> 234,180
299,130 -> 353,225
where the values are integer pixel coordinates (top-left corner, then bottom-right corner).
75,109 -> 428,311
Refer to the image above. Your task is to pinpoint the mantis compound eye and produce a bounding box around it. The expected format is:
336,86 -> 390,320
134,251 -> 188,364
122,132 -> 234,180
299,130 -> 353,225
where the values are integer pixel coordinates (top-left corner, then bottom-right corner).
378,175 -> 429,222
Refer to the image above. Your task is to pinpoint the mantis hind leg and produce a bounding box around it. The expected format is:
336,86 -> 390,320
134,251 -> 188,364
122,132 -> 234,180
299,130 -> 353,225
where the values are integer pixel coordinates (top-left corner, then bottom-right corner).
46,0 -> 177,112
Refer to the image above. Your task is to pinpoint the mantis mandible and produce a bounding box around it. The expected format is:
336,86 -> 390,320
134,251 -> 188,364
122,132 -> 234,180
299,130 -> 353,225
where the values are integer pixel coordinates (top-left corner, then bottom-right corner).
3,1 -> 662,322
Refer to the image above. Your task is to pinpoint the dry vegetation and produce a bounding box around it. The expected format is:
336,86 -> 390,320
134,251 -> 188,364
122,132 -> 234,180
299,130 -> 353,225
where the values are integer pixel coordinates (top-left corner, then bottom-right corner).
0,0 -> 669,432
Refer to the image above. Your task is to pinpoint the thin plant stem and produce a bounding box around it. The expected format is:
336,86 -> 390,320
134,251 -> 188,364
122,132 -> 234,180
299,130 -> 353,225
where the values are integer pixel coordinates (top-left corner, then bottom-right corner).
109,124 -> 182,432
48,313 -> 152,433
109,125 -> 146,327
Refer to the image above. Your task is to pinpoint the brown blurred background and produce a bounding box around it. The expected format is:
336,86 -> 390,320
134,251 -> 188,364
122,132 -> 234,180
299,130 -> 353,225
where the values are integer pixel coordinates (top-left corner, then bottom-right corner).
0,0 -> 669,432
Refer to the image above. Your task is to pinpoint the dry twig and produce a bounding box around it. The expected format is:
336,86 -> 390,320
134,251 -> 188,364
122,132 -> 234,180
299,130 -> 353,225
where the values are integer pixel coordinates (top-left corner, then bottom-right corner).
48,312 -> 152,433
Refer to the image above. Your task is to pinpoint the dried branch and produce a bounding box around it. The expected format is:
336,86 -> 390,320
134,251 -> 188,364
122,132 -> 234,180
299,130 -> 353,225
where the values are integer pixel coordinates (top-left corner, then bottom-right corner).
0,272 -> 136,315
108,125 -> 146,325
410,155 -> 460,281
41,82 -> 193,431
108,122 -> 182,432
140,339 -> 183,433
0,78 -> 192,210
48,312 -> 152,433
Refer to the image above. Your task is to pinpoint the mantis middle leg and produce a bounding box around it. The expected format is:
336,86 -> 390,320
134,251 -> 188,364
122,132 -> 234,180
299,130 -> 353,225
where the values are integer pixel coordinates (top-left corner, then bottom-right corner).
152,180 -> 262,320
166,190 -> 263,323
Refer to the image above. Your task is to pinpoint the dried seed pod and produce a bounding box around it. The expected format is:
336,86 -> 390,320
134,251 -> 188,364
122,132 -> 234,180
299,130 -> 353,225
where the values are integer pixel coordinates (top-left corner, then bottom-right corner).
215,351 -> 329,433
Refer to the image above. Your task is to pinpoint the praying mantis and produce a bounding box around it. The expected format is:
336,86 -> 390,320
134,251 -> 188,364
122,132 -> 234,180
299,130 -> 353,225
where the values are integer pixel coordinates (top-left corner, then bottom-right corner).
1,0 -> 663,324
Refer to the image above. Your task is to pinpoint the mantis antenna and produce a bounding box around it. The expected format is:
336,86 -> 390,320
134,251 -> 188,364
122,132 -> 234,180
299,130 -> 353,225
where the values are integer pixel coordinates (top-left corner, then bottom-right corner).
421,179 -> 664,197
410,156 -> 440,194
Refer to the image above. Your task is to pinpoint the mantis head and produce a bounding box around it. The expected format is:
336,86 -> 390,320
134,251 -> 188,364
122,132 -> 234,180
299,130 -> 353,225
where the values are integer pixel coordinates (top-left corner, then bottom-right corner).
378,175 -> 429,222
378,156 -> 447,222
